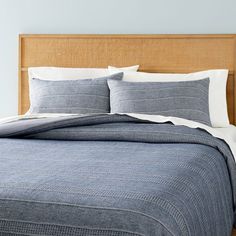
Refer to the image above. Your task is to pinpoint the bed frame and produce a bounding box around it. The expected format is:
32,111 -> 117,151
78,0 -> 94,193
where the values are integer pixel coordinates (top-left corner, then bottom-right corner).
19,34 -> 236,125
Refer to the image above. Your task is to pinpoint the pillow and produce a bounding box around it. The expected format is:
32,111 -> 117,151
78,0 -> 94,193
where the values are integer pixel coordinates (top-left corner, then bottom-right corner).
108,65 -> 139,73
29,73 -> 123,114
108,69 -> 228,128
28,65 -> 138,81
108,78 -> 211,126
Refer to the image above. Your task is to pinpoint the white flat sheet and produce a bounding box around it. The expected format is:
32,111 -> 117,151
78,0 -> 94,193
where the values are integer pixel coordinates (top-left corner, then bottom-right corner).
215,125 -> 236,142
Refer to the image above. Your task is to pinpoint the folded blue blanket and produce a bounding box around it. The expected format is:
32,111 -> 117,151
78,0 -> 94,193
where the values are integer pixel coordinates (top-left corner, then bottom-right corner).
0,114 -> 235,236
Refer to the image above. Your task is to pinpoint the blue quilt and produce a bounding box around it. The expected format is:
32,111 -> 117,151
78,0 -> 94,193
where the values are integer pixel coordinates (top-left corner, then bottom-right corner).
0,114 -> 235,236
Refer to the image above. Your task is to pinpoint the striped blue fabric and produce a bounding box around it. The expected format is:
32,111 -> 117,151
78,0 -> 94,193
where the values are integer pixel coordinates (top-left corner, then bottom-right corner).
0,114 -> 234,236
108,78 -> 211,126
29,73 -> 123,114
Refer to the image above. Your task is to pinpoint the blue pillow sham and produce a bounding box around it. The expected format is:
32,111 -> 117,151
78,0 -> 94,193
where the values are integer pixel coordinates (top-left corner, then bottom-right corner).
29,72 -> 123,114
107,78 -> 211,126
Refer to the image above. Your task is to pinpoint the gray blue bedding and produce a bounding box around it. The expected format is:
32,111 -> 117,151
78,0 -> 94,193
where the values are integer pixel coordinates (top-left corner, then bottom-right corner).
0,114 -> 235,236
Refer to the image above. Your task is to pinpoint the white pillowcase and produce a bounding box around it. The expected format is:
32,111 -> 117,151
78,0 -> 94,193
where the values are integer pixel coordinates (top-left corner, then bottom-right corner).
108,65 -> 139,73
108,69 -> 229,128
28,65 -> 139,81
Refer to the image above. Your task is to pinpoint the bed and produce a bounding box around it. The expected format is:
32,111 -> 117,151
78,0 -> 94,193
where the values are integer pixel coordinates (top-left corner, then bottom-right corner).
0,34 -> 236,236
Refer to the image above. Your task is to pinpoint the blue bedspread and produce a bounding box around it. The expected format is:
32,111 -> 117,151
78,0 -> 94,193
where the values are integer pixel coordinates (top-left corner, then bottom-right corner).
0,114 -> 235,236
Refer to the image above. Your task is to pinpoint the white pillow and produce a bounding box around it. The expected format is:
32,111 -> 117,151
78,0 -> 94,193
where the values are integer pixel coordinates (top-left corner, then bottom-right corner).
108,69 -> 229,128
28,65 -> 139,81
108,65 -> 139,73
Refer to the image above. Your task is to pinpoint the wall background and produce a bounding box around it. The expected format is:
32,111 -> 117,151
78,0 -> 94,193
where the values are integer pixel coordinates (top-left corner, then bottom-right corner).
0,0 -> 236,117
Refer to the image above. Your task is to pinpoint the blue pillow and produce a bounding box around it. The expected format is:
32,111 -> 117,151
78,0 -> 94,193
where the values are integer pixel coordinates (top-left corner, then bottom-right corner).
108,78 -> 211,126
29,72 -> 123,114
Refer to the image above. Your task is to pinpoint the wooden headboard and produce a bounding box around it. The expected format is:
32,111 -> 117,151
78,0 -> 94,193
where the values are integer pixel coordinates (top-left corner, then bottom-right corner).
19,34 -> 236,124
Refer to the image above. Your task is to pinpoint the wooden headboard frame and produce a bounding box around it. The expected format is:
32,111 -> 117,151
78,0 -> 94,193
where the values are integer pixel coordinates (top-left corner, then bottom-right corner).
19,34 -> 236,124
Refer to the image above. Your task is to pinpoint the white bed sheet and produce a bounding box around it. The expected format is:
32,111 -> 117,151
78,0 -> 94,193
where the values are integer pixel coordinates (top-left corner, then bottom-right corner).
215,125 -> 236,142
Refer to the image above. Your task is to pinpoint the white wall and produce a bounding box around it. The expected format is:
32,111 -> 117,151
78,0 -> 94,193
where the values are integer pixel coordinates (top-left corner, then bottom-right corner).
0,0 -> 236,117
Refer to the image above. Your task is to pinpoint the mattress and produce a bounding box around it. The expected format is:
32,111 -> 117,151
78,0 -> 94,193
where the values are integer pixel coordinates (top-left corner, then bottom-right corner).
0,114 -> 235,236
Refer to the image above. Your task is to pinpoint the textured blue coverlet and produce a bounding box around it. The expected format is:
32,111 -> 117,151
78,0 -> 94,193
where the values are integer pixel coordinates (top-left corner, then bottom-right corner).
0,114 -> 235,236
